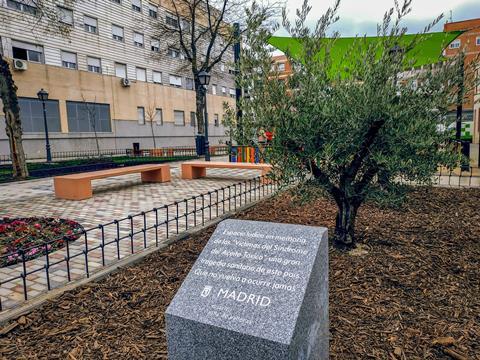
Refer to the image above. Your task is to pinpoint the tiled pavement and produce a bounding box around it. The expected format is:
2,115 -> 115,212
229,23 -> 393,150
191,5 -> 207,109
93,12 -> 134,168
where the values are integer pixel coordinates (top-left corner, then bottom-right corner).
0,158 -> 273,312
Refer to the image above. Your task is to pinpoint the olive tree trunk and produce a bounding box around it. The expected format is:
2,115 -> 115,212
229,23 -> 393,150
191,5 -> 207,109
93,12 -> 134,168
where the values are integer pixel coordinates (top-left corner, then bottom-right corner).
0,56 -> 28,179
334,199 -> 359,248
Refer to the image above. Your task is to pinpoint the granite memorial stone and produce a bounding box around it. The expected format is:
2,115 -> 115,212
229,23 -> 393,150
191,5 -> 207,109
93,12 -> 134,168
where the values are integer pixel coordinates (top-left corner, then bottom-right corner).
165,219 -> 329,359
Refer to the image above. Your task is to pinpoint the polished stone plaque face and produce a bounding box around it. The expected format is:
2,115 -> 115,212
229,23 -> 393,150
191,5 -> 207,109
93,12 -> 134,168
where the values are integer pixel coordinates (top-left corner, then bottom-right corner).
166,219 -> 329,360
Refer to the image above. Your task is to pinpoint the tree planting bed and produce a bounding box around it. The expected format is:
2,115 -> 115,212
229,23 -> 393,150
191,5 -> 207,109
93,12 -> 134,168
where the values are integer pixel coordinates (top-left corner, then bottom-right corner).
0,187 -> 479,359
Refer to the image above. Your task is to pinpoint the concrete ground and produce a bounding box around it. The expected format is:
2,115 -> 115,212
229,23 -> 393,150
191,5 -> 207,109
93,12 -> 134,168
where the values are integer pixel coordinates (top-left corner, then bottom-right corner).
0,157 -> 269,311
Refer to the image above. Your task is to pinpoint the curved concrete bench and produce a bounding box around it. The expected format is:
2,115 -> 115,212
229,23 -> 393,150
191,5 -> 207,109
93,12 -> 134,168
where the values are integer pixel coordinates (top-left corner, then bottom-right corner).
54,164 -> 171,200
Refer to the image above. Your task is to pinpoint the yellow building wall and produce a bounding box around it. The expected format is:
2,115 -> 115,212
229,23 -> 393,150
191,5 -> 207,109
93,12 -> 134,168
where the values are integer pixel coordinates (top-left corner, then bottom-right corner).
9,61 -> 234,133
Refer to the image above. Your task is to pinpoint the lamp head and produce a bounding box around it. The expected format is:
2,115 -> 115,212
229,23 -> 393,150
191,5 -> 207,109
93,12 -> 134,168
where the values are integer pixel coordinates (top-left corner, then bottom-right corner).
37,88 -> 49,101
198,70 -> 211,86
388,44 -> 403,59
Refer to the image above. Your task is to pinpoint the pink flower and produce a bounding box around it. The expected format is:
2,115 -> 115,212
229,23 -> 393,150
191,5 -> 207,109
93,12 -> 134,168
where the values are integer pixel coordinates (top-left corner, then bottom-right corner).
7,254 -> 19,262
27,248 -> 39,256
34,223 -> 42,230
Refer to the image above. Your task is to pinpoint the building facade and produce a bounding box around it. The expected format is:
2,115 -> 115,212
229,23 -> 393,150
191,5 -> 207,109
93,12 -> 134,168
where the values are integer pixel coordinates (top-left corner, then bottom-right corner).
444,18 -> 480,166
443,19 -> 480,127
0,0 -> 236,157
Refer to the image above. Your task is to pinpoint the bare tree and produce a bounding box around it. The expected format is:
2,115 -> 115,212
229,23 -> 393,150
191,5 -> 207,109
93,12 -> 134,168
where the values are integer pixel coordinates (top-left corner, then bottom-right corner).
152,0 -> 279,134
1,0 -> 73,178
81,95 -> 101,156
0,57 -> 28,178
145,104 -> 158,148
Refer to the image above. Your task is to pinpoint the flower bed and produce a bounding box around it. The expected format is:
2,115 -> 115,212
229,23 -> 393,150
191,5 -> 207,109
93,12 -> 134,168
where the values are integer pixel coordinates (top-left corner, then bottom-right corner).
0,217 -> 83,267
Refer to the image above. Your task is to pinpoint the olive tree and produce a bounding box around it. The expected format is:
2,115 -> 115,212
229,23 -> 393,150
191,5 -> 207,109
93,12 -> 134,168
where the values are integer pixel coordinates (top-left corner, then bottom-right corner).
231,0 -> 477,247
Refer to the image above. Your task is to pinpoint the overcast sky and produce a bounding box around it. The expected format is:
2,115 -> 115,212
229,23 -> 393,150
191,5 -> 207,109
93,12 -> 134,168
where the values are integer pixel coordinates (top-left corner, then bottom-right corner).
275,0 -> 480,37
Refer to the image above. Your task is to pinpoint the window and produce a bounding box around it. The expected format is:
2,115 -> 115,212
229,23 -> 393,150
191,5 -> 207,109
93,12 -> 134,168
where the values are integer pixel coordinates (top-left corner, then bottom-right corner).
112,24 -> 124,41
449,39 -> 461,49
174,110 -> 185,126
186,78 -> 194,90
57,6 -> 73,25
137,107 -> 145,124
211,84 -> 217,95
18,98 -> 61,133
67,101 -> 111,132
477,37 -> 480,46
115,62 -> 127,78
6,0 -> 37,15
229,88 -> 236,98
84,16 -> 98,34
168,48 -> 181,59
221,86 -> 226,95
181,19 -> 190,31
111,0 -> 121,3
220,64 -> 225,72
155,108 -> 163,125
87,57 -> 101,73
277,62 -> 285,72
11,40 -> 43,63
61,51 -> 77,69
214,114 -> 219,127
190,111 -> 196,126
148,3 -> 157,18
136,67 -> 146,81
133,32 -> 144,47
169,74 -> 182,87
153,71 -> 162,83
151,38 -> 160,52
132,0 -> 141,12
166,13 -> 179,28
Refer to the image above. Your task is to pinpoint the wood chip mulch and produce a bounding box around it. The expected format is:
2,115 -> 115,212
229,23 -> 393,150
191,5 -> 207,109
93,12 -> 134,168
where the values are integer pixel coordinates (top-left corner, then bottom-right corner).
0,187 -> 479,359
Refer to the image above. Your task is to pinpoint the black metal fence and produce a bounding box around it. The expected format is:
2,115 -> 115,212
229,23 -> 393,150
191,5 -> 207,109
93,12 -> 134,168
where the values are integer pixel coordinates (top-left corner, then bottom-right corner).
398,167 -> 480,188
0,145 -> 230,163
0,176 -> 277,312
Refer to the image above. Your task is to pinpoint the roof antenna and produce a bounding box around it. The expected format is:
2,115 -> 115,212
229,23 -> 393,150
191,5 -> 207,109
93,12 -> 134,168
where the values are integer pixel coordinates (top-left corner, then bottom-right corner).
449,10 -> 453,23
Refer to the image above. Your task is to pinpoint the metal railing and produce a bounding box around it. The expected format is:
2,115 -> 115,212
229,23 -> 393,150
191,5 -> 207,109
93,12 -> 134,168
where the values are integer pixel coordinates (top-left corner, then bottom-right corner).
398,167 -> 480,188
0,148 -> 127,163
0,175 -> 277,311
0,145 -> 230,163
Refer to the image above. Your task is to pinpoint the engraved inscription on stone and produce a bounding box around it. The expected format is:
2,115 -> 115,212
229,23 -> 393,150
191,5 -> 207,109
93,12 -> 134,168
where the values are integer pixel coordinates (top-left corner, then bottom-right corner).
166,219 -> 329,360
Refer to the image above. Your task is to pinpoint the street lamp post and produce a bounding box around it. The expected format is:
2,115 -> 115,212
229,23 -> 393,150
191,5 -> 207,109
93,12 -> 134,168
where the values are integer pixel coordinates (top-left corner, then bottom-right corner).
37,88 -> 52,162
198,71 -> 211,161
389,44 -> 403,89
455,52 -> 469,171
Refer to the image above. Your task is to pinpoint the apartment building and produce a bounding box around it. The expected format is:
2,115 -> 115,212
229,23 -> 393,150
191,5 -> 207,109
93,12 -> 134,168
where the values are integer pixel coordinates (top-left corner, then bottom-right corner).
0,0 -> 237,157
443,19 -> 480,123
443,18 -> 480,166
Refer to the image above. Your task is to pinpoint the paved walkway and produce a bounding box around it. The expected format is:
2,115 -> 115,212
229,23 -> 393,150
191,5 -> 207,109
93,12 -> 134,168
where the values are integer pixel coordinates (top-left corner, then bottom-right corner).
0,158 -> 269,312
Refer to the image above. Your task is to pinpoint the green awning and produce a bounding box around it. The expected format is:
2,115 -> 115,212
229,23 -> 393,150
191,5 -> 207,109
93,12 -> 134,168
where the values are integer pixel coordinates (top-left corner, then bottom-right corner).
269,32 -> 462,72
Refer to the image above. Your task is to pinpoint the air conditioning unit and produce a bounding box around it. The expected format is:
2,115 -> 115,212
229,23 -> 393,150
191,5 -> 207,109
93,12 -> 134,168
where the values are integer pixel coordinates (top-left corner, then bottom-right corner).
121,78 -> 131,87
13,59 -> 28,71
